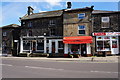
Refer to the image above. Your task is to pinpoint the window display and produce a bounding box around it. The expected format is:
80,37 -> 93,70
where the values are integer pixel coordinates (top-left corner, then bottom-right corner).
96,36 -> 110,51
112,41 -> 117,48
23,41 -> 31,50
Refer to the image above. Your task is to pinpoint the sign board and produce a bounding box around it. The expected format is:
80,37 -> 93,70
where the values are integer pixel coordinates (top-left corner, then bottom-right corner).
93,32 -> 120,36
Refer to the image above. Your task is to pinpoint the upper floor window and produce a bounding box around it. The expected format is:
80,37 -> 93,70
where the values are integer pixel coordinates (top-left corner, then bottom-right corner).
27,30 -> 32,36
101,17 -> 110,28
28,22 -> 32,27
78,13 -> 85,19
49,20 -> 55,25
78,25 -> 85,35
50,28 -> 55,36
3,32 -> 7,36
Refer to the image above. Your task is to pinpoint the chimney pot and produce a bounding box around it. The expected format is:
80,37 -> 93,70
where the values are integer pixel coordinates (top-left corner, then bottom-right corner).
67,2 -> 72,9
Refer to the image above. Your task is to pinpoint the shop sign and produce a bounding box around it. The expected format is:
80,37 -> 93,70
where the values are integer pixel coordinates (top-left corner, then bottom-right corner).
93,32 -> 106,36
106,32 -> 120,36
93,32 -> 120,36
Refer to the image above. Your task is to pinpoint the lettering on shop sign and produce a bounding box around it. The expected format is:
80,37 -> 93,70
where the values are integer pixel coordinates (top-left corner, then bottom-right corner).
93,32 -> 120,36
93,33 -> 106,36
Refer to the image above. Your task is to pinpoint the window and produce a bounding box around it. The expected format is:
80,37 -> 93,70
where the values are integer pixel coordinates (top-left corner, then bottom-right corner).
49,20 -> 55,25
23,41 -> 31,50
50,28 -> 55,36
78,13 -> 85,19
28,22 -> 32,27
37,40 -> 44,50
78,25 -> 85,35
96,36 -> 110,51
3,32 -> 7,36
101,17 -> 110,28
27,30 -> 32,36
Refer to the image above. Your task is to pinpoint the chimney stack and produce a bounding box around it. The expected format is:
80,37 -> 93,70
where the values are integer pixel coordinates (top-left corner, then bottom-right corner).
67,2 -> 72,9
28,6 -> 34,15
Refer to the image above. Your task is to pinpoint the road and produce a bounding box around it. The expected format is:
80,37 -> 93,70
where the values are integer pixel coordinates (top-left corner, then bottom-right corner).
1,57 -> 118,78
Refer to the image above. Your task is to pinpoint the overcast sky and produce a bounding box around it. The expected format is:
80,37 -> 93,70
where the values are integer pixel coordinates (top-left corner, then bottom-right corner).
1,0 -> 120,27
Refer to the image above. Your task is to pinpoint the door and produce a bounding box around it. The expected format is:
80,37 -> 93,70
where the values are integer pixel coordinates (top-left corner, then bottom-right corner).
32,41 -> 36,52
111,40 -> 119,54
52,42 -> 55,53
81,44 -> 87,56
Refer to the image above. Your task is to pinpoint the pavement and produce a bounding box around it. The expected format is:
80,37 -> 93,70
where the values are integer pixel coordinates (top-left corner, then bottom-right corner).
1,56 -> 119,63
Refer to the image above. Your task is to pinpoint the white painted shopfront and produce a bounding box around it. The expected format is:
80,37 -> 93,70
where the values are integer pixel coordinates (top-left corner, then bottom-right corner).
20,36 -> 63,55
93,32 -> 120,55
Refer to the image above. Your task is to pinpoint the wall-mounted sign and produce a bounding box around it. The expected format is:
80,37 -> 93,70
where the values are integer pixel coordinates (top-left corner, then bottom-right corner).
93,32 -> 120,36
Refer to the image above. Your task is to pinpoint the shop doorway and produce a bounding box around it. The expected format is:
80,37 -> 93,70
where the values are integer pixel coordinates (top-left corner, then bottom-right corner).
52,42 -> 55,53
111,40 -> 119,54
32,41 -> 36,52
81,44 -> 87,56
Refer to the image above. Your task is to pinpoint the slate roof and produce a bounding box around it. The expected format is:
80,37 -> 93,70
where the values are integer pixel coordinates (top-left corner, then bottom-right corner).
21,10 -> 63,20
0,24 -> 20,29
92,10 -> 120,14
20,7 -> 93,20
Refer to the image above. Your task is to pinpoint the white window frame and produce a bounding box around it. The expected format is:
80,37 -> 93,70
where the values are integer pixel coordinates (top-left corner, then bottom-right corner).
3,32 -> 7,36
101,17 -> 110,28
96,36 -> 111,51
36,40 -> 44,52
78,13 -> 85,19
78,25 -> 86,35
23,40 -> 31,51
49,20 -> 55,25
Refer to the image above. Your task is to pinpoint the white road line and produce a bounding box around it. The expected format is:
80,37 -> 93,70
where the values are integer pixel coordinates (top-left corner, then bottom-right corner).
0,64 -> 13,66
90,70 -> 118,74
25,66 -> 64,71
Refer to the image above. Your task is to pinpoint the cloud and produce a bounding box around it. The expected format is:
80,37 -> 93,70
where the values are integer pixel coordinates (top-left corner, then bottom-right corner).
44,0 -> 62,6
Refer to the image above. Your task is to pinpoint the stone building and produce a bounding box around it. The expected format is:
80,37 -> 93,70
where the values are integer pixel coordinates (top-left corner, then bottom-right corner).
63,6 -> 94,57
19,6 -> 64,57
92,10 -> 120,56
0,24 -> 20,56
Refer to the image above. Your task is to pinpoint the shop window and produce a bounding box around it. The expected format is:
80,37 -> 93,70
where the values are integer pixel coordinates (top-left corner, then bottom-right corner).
97,41 -> 104,51
101,17 -> 110,28
23,41 -> 31,50
78,13 -> 85,19
112,36 -> 117,39
96,36 -> 111,51
104,40 -> 110,50
58,41 -> 64,48
37,40 -> 44,50
78,25 -> 85,35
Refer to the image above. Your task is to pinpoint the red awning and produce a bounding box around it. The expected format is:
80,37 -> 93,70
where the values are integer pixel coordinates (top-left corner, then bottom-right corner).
63,36 -> 92,44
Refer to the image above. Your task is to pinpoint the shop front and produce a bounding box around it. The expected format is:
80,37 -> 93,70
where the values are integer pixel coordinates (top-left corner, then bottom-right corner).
63,36 -> 92,57
20,36 -> 64,57
93,32 -> 120,55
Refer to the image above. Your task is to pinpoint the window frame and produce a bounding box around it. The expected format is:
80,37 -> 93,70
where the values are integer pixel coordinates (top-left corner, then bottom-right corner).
3,32 -> 7,36
78,13 -> 85,19
78,25 -> 86,35
101,17 -> 110,28
49,20 -> 55,26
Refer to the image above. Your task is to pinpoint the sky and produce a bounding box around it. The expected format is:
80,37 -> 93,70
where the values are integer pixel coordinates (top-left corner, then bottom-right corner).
0,0 -> 120,27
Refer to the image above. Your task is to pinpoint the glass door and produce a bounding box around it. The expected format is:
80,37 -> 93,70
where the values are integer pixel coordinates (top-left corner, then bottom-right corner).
111,36 -> 119,54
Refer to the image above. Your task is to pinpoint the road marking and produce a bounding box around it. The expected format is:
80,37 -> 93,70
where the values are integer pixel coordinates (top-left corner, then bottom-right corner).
0,64 -> 13,66
25,66 -> 64,71
90,70 -> 118,74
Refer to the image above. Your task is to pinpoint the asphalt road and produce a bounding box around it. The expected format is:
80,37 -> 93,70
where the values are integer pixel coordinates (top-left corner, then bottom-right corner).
1,58 -> 118,78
